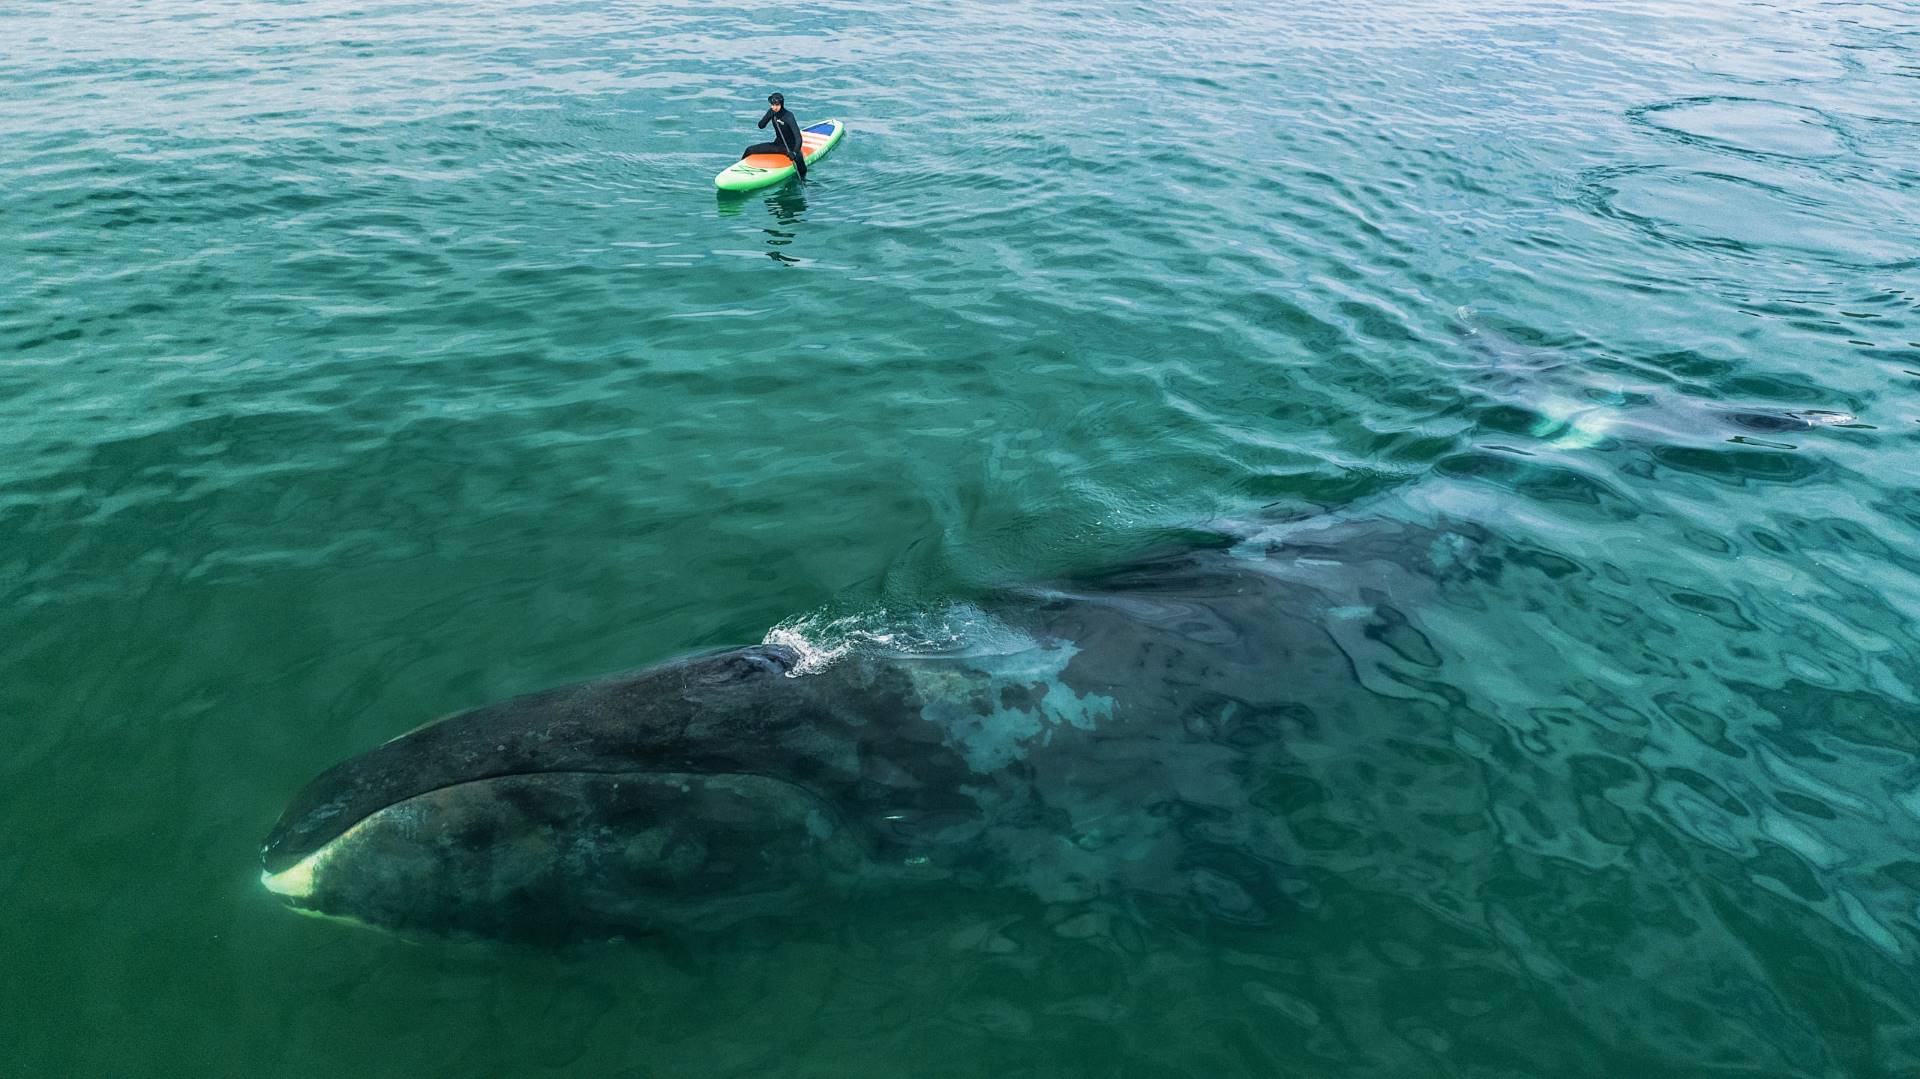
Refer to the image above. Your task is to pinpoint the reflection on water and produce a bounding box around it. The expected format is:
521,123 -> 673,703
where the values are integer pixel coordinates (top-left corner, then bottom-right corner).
716,182 -> 809,263
766,184 -> 809,227
764,184 -> 809,264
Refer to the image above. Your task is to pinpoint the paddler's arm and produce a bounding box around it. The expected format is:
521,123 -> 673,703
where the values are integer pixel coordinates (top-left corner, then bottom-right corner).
757,108 -> 775,129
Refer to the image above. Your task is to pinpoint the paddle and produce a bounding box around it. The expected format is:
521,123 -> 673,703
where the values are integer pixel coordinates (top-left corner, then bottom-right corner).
782,120 -> 807,179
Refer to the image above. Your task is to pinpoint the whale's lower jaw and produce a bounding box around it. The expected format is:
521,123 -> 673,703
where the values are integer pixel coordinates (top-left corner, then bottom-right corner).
260,769 -> 860,940
261,850 -> 323,900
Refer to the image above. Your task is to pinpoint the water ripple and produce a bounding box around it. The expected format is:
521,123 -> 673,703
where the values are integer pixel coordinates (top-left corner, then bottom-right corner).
6,0 -> 1920,1074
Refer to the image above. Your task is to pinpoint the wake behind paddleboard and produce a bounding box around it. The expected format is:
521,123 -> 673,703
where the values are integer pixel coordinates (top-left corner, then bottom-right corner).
715,119 -> 845,191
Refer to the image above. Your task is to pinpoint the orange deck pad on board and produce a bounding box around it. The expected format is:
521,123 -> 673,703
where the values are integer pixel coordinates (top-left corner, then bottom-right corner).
743,137 -> 825,170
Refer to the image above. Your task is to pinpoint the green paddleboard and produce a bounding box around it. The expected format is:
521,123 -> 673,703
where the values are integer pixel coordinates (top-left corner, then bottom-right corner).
715,119 -> 845,191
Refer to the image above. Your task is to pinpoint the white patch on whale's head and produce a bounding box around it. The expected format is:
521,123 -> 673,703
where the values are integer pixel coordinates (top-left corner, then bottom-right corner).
261,799 -> 422,904
261,856 -> 318,899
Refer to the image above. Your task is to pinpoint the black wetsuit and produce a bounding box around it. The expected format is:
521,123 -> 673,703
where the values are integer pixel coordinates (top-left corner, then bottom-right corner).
742,107 -> 807,177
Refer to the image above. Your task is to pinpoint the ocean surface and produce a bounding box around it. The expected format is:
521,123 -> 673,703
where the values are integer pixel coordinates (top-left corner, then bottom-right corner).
5,0 -> 1920,1074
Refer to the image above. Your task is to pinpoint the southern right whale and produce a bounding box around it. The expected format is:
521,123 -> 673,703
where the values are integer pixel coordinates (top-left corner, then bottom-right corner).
261,512 -> 1483,941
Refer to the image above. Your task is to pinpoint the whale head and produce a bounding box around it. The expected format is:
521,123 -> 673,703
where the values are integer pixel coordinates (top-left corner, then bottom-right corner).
259,644 -> 866,941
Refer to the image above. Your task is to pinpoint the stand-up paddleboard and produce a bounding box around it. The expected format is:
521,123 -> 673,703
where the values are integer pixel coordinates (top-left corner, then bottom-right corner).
715,119 -> 845,191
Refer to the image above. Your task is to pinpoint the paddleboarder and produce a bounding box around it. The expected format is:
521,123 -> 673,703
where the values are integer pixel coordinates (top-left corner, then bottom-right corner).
741,93 -> 807,179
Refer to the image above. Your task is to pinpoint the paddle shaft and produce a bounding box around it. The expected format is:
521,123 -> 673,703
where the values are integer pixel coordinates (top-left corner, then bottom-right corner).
781,123 -> 807,176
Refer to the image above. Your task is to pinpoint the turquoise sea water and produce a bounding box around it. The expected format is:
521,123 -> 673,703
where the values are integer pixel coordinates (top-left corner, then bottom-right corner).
6,0 -> 1920,1074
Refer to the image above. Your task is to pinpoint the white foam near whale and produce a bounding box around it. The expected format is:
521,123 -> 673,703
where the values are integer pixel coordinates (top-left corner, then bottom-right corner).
763,603 -> 1034,676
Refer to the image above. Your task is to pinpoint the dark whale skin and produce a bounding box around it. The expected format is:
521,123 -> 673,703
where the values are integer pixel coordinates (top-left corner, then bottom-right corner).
262,516 -> 1479,940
